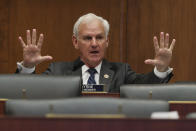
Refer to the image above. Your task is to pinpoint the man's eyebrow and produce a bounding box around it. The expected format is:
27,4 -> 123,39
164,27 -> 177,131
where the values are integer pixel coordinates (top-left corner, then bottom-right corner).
81,33 -> 105,37
97,33 -> 105,35
82,35 -> 92,38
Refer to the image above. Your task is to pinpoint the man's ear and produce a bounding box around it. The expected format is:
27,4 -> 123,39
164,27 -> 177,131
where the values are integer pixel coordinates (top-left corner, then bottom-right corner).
72,35 -> 79,49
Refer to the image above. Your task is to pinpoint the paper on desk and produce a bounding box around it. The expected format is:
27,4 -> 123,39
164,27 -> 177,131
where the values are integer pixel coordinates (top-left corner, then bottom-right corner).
151,111 -> 179,119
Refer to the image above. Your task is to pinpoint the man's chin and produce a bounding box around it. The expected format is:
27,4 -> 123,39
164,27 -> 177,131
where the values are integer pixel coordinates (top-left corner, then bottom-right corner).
88,58 -> 102,67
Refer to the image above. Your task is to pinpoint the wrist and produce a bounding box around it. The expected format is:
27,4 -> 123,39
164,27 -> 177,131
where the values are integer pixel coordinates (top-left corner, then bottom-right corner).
156,66 -> 168,72
154,66 -> 173,79
17,62 -> 35,74
22,61 -> 35,68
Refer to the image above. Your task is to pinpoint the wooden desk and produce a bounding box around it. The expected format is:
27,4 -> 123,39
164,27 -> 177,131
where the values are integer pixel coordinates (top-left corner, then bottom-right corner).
0,117 -> 196,131
169,101 -> 196,119
0,99 -> 6,116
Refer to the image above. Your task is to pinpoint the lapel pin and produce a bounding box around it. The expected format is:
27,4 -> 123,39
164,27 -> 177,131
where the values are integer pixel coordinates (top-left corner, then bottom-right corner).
104,74 -> 109,79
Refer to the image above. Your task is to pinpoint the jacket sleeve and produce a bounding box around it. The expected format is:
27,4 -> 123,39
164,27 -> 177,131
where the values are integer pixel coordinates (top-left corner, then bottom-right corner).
124,64 -> 173,84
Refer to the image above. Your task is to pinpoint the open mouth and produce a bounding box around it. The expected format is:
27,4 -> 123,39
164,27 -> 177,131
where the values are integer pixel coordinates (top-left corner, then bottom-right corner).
90,51 -> 99,54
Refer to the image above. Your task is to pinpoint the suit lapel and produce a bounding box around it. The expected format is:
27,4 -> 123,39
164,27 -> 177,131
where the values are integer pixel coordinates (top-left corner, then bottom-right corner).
99,59 -> 114,91
64,57 -> 83,76
71,68 -> 82,76
66,58 -> 114,91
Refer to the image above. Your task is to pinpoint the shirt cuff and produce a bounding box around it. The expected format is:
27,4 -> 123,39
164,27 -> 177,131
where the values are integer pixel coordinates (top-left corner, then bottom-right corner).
154,66 -> 173,79
17,62 -> 35,74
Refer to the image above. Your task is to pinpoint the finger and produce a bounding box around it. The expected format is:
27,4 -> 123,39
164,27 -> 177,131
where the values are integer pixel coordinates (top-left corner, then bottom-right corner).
160,32 -> 164,48
169,39 -> 176,51
37,34 -> 44,49
26,30 -> 31,45
37,56 -> 53,63
32,29 -> 36,45
144,59 -> 161,66
165,33 -> 169,48
18,36 -> 26,48
153,36 -> 159,53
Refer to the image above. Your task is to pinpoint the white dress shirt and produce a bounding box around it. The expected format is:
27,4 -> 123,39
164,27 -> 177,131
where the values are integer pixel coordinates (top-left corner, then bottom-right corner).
81,62 -> 102,84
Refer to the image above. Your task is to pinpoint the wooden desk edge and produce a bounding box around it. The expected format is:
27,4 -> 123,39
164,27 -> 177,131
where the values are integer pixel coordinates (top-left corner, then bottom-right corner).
169,101 -> 196,104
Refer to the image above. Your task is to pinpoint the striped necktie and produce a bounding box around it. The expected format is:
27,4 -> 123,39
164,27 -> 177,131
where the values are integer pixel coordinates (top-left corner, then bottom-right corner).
87,68 -> 97,84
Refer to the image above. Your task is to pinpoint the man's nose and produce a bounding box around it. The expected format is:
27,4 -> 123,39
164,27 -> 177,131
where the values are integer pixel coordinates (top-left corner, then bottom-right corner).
91,38 -> 98,47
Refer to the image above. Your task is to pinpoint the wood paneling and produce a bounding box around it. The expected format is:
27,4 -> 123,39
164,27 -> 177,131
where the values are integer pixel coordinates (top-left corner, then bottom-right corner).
0,0 -> 196,82
0,0 -> 9,73
0,62 -> 8,73
6,0 -> 124,73
126,0 -> 196,82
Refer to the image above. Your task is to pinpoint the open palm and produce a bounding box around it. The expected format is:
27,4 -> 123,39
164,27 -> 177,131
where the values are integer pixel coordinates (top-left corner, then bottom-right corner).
19,29 -> 52,68
145,32 -> 175,72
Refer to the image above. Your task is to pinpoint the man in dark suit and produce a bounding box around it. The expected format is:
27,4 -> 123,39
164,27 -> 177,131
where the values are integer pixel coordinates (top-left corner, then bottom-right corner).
17,13 -> 175,93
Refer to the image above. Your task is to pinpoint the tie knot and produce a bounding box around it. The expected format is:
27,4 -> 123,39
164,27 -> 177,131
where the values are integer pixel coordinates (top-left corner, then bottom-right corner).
87,68 -> 97,75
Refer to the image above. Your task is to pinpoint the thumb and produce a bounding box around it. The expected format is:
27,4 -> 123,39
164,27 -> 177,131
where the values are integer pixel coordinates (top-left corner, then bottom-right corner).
38,55 -> 53,63
144,59 -> 158,66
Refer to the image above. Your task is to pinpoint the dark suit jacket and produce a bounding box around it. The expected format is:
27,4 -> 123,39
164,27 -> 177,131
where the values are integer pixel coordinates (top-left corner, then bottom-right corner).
35,58 -> 173,93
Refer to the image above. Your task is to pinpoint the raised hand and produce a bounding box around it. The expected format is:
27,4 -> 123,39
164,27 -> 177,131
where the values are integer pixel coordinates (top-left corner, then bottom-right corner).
19,29 -> 53,68
144,32 -> 176,72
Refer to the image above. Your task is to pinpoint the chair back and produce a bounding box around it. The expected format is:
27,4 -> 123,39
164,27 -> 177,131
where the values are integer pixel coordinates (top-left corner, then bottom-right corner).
6,98 -> 169,118
186,112 -> 196,119
120,84 -> 196,101
0,74 -> 81,99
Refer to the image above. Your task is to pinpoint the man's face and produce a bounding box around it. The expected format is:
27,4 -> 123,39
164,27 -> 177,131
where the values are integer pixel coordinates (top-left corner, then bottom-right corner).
72,19 -> 109,67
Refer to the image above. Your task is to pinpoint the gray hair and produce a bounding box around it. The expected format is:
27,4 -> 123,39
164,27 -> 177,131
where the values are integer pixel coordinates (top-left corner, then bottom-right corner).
73,13 -> 110,38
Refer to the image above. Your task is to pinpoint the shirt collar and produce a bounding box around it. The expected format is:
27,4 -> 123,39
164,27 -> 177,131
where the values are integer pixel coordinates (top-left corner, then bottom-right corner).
82,61 -> 102,75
